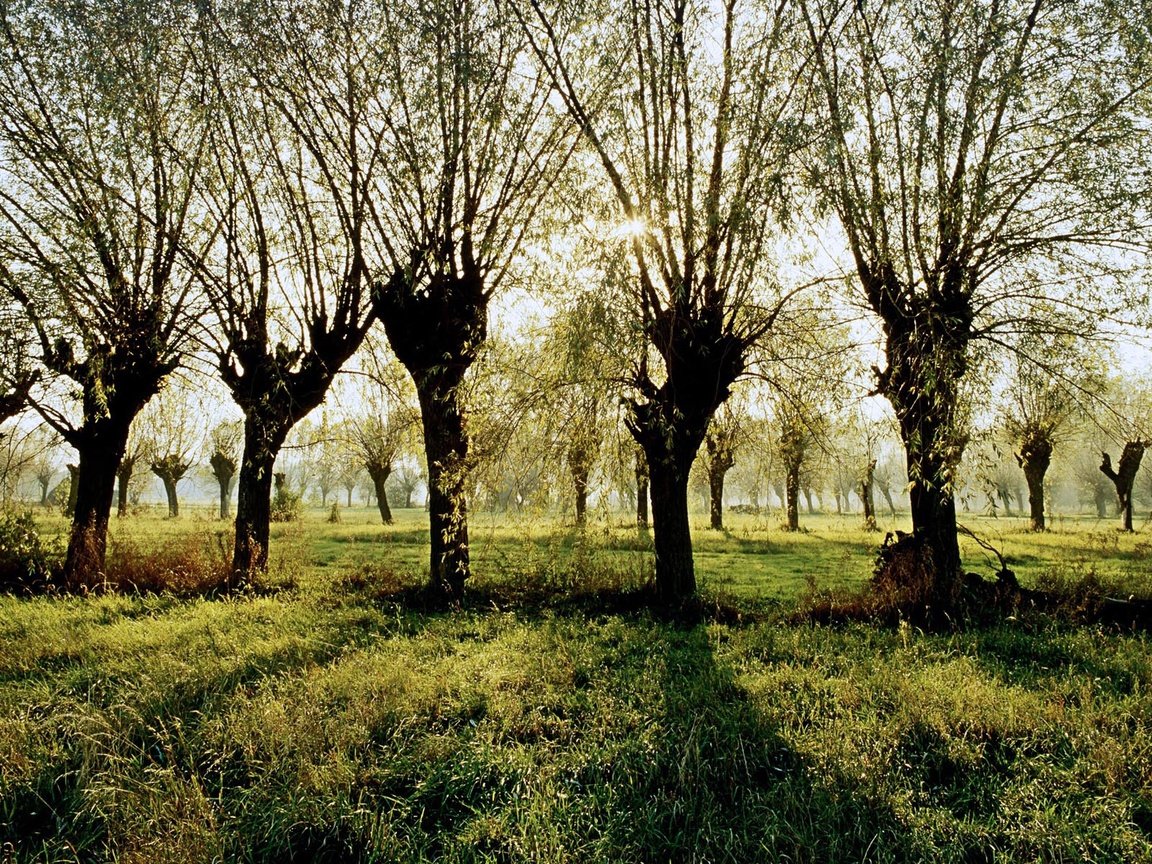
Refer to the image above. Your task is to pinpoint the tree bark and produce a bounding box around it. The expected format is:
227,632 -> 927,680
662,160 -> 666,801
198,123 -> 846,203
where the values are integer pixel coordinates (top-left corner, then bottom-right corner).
708,464 -> 726,530
415,372 -> 469,598
1016,434 -> 1052,532
366,460 -> 393,525
646,446 -> 696,604
63,420 -> 131,589
784,463 -> 800,531
232,413 -> 290,580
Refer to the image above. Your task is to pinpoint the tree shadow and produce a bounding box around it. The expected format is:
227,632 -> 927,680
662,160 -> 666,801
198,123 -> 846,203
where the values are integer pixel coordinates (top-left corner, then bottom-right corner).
594,621 -> 913,862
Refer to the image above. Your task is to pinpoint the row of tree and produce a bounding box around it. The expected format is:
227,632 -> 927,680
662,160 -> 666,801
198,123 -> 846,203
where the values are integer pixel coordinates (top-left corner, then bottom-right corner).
1,0 -> 1150,616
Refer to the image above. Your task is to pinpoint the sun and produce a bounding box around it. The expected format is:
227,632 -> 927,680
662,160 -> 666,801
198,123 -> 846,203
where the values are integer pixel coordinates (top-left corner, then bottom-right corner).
612,218 -> 649,239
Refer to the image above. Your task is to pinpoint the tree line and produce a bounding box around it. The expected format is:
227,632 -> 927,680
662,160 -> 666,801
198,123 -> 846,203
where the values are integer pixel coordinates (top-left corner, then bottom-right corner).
0,0 -> 1149,618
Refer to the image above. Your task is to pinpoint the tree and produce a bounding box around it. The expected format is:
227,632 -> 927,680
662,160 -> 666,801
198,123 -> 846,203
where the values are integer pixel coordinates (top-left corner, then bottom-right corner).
370,0 -> 575,601
0,0 -> 211,585
521,0 -> 808,603
705,404 -> 742,530
208,420 -> 242,520
1002,333 -> 1106,530
195,0 -> 380,579
115,428 -> 150,518
135,380 -> 204,518
1100,442 -> 1146,532
802,0 -> 1152,618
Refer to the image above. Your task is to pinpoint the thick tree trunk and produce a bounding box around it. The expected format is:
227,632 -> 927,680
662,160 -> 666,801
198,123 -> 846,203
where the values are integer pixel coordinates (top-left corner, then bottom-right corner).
1016,435 -> 1052,532
367,461 -> 393,525
870,285 -> 972,621
116,456 -> 135,518
161,478 -> 179,517
232,414 -> 290,580
63,421 -> 131,588
646,448 -> 696,603
415,374 -> 470,600
708,464 -> 726,530
37,474 -> 50,507
784,463 -> 800,531
345,486 -> 354,507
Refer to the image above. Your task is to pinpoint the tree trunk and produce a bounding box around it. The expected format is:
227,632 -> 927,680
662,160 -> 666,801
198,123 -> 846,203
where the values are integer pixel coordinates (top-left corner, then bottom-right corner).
62,421 -> 131,588
346,486 -> 354,507
803,487 -> 816,515
116,456 -> 135,518
784,462 -> 800,531
232,414 -> 290,580
574,472 -> 589,525
1017,435 -> 1052,532
860,458 -> 877,530
38,474 -> 50,507
873,290 -> 972,620
645,447 -> 696,603
367,461 -> 393,525
708,463 -> 726,530
635,450 -> 649,529
1101,442 -> 1146,532
880,483 -> 897,517
151,456 -> 189,519
415,372 -> 470,600
65,464 -> 79,517
162,477 -> 179,517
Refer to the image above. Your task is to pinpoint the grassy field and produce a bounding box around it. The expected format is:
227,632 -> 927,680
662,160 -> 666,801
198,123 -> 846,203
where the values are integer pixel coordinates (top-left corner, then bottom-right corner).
2,506 -> 1152,862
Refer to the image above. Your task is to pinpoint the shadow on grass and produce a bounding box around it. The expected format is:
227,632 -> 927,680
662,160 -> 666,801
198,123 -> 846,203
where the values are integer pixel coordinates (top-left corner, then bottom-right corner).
592,623 -> 910,862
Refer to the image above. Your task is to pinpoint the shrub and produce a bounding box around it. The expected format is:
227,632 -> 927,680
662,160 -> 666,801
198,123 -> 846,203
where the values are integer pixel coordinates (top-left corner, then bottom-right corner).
271,487 -> 302,523
0,510 -> 57,591
103,531 -> 234,596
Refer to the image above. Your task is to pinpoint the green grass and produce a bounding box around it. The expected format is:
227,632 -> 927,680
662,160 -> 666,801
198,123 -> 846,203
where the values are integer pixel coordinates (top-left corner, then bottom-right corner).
3,506 -> 1152,861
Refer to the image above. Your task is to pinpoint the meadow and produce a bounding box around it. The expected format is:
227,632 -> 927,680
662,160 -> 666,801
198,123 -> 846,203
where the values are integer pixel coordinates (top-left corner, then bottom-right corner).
2,506 -> 1152,862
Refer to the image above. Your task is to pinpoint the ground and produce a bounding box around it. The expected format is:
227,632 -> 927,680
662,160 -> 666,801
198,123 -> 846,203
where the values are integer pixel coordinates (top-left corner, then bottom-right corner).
2,506 -> 1151,862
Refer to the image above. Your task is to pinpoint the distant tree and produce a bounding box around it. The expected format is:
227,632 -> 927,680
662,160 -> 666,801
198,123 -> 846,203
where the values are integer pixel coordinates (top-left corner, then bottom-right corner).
1002,334 -> 1107,530
0,0 -> 211,585
208,420 -> 242,520
115,428 -> 150,518
1101,443 -> 1147,532
705,404 -> 743,531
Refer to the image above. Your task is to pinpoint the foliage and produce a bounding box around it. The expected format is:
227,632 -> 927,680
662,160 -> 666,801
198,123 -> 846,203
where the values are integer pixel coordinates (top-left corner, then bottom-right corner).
0,509 -> 55,590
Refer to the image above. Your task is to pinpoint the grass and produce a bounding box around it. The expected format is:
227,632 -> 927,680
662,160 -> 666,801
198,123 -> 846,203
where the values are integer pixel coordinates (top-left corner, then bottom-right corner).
3,505 -> 1152,861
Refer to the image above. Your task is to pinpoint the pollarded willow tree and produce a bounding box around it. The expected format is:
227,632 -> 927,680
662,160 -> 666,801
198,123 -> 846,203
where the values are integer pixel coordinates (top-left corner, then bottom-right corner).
1001,331 -> 1106,531
0,0 -> 210,585
802,0 -> 1152,617
369,0 -> 576,602
520,0 -> 811,603
195,0 -> 381,578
